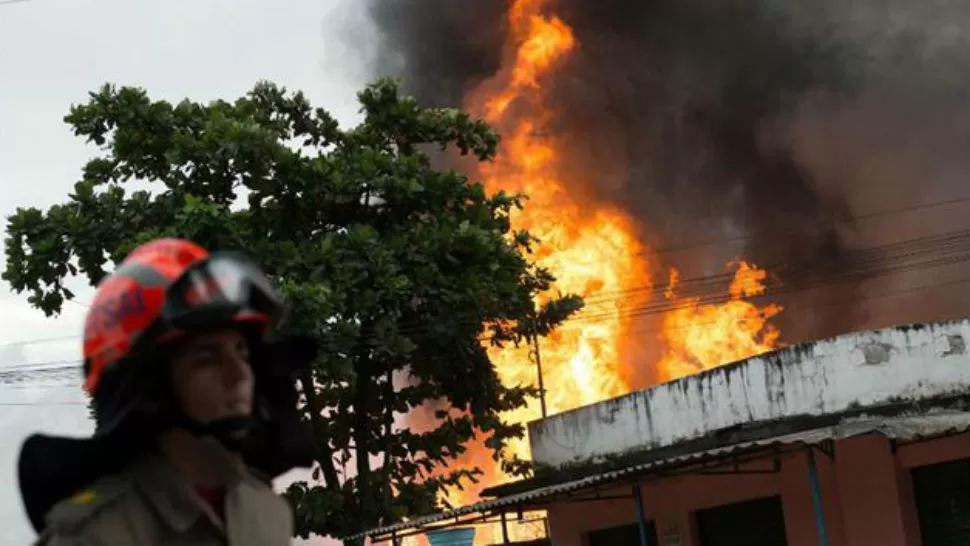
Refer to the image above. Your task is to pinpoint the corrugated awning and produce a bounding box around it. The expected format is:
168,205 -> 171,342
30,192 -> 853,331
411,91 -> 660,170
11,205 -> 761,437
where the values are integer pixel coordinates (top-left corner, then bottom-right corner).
344,410 -> 970,542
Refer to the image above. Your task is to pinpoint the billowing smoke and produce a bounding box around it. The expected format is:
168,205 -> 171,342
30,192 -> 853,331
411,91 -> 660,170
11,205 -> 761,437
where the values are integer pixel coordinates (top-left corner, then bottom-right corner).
360,0 -> 970,346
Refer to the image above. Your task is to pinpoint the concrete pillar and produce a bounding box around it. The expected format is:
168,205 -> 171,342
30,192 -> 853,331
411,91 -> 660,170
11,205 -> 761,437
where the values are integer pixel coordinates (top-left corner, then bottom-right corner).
835,435 -> 908,546
547,506 -> 584,546
779,451 -> 845,546
893,460 -> 923,546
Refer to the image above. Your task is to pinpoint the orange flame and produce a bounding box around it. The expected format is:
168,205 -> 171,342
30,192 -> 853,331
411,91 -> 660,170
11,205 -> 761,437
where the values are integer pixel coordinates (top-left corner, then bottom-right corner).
406,0 -> 784,543
658,261 -> 784,383
472,0 -> 645,454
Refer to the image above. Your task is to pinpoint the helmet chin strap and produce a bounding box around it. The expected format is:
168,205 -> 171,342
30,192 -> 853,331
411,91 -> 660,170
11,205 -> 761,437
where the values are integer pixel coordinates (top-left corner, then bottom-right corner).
168,410 -> 258,453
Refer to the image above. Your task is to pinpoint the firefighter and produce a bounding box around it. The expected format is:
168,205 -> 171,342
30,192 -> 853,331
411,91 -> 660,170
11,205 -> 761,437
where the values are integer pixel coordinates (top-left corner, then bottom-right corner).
17,238 -> 316,545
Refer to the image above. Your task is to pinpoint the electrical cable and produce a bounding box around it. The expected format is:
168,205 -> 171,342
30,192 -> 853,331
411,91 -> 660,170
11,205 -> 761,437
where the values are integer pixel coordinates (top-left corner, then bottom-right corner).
7,268 -> 970,405
1,202 -> 970,367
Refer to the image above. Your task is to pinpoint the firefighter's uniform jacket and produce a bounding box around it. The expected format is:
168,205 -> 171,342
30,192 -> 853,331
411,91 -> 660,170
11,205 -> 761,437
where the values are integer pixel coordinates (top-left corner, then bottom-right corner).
33,454 -> 292,546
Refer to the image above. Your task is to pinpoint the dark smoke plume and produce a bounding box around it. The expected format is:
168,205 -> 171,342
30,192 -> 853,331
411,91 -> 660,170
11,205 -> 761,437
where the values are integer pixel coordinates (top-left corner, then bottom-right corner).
360,0 -> 970,353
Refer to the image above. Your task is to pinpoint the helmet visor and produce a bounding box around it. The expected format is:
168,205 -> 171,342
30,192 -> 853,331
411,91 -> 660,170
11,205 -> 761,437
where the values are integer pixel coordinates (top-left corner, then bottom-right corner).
161,251 -> 283,331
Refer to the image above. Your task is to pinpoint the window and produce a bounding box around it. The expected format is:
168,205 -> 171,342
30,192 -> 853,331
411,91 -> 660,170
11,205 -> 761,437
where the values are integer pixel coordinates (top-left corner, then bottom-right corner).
912,457 -> 970,546
695,496 -> 788,546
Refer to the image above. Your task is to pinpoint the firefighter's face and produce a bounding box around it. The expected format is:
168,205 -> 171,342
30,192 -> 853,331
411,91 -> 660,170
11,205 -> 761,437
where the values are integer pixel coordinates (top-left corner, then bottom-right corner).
170,329 -> 254,423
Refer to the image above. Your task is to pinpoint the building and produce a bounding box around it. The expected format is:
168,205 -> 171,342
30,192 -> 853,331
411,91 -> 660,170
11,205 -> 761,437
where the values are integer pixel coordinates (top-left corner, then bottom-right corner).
349,319 -> 970,546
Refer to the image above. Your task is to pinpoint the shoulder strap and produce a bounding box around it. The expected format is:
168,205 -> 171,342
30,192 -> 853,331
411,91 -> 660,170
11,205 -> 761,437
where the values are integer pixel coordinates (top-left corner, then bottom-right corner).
44,474 -> 132,534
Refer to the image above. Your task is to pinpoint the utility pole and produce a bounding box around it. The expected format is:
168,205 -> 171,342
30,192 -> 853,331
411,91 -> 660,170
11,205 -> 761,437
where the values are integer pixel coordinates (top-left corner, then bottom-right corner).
530,330 -> 548,419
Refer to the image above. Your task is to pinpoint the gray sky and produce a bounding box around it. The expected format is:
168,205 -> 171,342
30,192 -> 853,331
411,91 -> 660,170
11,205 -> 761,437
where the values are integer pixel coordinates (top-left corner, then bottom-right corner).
0,0 -> 373,542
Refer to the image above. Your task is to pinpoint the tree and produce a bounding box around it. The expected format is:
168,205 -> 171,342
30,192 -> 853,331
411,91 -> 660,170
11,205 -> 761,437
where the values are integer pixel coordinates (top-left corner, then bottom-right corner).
2,79 -> 582,541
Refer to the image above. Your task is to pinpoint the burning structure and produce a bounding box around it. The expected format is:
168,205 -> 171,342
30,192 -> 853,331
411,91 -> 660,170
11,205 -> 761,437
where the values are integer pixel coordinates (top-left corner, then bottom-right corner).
351,319 -> 970,546
356,0 -> 970,543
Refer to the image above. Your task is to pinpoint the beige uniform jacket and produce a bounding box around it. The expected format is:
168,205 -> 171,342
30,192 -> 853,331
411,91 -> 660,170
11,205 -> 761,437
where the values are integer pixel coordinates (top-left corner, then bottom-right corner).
32,454 -> 293,546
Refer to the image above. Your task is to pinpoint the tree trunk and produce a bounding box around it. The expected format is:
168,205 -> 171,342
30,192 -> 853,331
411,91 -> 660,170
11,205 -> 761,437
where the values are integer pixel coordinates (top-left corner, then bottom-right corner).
297,369 -> 341,492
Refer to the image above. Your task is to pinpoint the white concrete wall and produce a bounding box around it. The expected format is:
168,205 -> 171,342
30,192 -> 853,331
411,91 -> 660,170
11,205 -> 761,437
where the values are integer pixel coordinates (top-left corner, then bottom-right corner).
529,319 -> 970,469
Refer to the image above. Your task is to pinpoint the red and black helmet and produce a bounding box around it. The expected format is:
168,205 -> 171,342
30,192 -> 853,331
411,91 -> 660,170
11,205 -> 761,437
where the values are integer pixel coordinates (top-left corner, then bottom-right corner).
82,237 -> 281,397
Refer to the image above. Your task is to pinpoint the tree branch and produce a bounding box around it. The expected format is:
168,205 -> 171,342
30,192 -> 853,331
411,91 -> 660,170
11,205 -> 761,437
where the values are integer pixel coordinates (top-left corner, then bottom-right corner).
380,369 -> 395,523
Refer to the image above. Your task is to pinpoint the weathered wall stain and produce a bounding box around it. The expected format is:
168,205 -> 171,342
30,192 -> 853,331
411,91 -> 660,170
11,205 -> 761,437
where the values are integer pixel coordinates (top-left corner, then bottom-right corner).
859,342 -> 894,365
943,334 -> 966,357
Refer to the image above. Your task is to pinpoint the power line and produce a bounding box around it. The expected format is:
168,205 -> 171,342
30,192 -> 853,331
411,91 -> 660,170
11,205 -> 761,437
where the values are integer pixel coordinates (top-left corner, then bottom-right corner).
0,381 -> 81,392
2,248 -> 967,374
373,232 -> 970,340
572,249 -> 970,326
627,274 -> 970,339
580,227 -> 970,306
0,401 -> 85,406
0,334 -> 77,349
7,272 -> 970,407
0,228 -> 965,360
1,199 -> 969,352
0,359 -> 80,386
0,359 -> 78,371
1,239 -> 968,397
555,226 -> 970,310
520,194 -> 970,293
615,194 -> 970,259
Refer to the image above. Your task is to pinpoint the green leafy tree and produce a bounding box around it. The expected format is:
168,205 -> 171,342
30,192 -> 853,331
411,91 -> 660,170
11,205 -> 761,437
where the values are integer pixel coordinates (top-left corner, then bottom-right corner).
2,79 -> 582,541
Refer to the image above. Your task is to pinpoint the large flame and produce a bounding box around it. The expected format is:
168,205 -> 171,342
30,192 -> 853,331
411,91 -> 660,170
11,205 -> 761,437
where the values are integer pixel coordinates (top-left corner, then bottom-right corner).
405,0 -> 784,544
659,261 -> 784,383
469,0 -> 645,496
